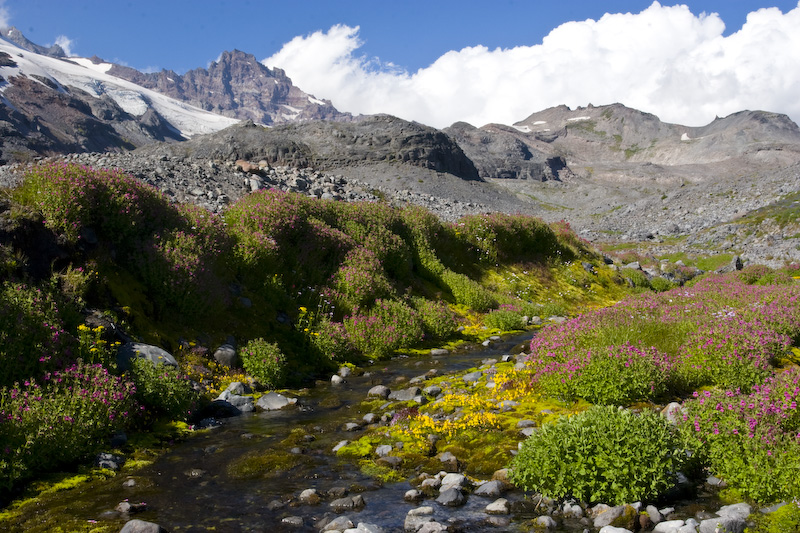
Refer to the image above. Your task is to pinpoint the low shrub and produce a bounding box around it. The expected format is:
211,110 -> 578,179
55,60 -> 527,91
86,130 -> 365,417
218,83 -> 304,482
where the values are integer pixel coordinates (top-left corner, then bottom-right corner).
332,247 -> 394,309
411,298 -> 460,340
0,363 -> 136,491
679,369 -> 800,503
240,338 -> 287,389
484,308 -> 524,331
344,299 -> 424,358
510,405 -> 683,504
441,270 -> 497,312
0,282 -> 72,388
129,358 -> 198,421
311,318 -> 360,363
530,342 -> 673,405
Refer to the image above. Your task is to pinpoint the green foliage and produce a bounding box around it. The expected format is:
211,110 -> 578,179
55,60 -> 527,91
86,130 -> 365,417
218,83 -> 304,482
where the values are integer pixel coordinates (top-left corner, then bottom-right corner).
747,502 -> 800,533
240,338 -> 287,389
129,358 -> 199,421
510,406 -> 683,504
679,370 -> 800,503
0,363 -> 136,492
441,270 -> 497,311
0,281 -> 71,388
332,246 -> 395,309
621,268 -> 651,290
484,308 -> 524,331
411,297 -> 460,340
310,318 -> 360,363
649,276 -> 675,292
19,162 -> 179,247
452,213 -> 567,264
344,299 -> 424,358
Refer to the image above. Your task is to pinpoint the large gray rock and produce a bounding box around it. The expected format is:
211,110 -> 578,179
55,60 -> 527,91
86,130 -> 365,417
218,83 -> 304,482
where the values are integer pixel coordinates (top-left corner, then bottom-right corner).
486,498 -> 510,515
435,487 -> 466,507
116,343 -> 177,371
119,520 -> 168,533
474,480 -> 506,498
213,343 -> 238,368
256,391 -> 297,410
388,387 -> 422,401
367,385 -> 391,399
323,515 -> 355,531
330,494 -> 365,512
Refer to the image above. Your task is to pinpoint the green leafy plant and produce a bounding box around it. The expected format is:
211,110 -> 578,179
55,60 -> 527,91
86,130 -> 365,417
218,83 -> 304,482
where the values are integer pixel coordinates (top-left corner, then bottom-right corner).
129,358 -> 198,421
240,338 -> 287,389
510,405 -> 683,504
484,307 -> 524,331
344,299 -> 424,358
411,297 -> 460,340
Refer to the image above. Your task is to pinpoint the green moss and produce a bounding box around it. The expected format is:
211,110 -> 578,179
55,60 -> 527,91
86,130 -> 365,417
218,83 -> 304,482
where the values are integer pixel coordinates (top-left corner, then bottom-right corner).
227,450 -> 310,479
746,503 -> 800,533
358,460 -> 405,483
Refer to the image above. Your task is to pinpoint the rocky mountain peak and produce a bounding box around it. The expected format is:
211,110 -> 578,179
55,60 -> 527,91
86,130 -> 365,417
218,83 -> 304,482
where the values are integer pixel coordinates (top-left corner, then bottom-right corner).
109,48 -> 351,126
0,26 -> 66,57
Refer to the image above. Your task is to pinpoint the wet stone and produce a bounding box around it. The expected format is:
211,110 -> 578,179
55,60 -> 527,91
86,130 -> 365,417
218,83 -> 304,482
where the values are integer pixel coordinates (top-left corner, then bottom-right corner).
281,516 -> 304,527
330,494 -> 366,512
486,498 -> 510,515
474,480 -> 505,498
435,487 -> 466,507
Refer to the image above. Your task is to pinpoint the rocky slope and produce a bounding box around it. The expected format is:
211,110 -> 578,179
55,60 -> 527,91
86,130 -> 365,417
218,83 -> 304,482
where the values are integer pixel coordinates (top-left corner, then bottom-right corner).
108,49 -> 352,126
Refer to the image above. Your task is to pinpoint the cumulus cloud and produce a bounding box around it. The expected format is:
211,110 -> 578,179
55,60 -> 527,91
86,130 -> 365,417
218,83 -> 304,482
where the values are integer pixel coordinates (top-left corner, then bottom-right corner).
54,35 -> 74,56
0,0 -> 10,30
264,2 -> 800,128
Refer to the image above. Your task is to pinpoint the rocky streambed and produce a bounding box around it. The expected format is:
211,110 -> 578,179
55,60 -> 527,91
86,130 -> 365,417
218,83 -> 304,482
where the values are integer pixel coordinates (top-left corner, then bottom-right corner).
8,331 -> 778,533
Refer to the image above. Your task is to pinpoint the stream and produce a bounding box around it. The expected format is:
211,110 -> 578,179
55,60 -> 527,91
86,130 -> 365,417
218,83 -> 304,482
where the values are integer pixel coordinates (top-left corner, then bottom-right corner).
15,332 -> 728,533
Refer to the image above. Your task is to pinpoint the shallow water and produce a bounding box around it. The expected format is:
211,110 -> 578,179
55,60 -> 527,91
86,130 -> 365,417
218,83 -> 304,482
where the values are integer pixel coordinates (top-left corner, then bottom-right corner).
10,332 -> 728,532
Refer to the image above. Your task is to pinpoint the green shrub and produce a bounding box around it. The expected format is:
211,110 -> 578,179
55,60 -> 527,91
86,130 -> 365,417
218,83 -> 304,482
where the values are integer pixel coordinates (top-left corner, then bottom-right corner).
679,370 -> 800,503
510,405 -> 683,504
0,363 -> 136,491
129,358 -> 198,421
332,247 -> 394,309
411,297 -> 460,340
621,268 -> 651,290
441,270 -> 497,311
241,338 -> 287,389
747,502 -> 800,533
649,276 -> 675,292
20,162 -> 179,247
311,318 -> 360,363
344,299 -> 424,358
0,282 -> 71,388
484,308 -> 524,331
453,213 -> 565,264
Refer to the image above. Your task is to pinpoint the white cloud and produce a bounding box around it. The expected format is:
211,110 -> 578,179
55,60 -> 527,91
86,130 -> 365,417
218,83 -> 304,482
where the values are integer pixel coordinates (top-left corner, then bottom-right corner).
54,35 -> 74,56
0,0 -> 10,29
263,2 -> 800,129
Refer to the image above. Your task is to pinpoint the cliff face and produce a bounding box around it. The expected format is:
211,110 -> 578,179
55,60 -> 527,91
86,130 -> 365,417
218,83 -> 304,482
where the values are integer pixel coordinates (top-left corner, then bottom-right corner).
109,50 -> 352,126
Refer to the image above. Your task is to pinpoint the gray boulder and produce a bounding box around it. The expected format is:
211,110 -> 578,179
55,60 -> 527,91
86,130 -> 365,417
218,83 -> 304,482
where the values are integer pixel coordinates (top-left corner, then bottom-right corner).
474,480 -> 506,498
119,520 -> 169,533
388,387 -> 421,401
116,343 -> 177,371
436,487 -> 466,507
367,385 -> 390,399
256,391 -> 297,410
213,343 -> 238,368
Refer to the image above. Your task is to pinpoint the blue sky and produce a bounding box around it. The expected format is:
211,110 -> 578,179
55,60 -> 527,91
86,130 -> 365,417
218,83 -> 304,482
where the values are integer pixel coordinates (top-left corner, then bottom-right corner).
2,1 -> 800,128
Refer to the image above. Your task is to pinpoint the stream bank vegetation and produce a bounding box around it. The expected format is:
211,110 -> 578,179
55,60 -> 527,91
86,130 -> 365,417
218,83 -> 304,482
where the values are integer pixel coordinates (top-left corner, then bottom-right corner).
1,163 -> 799,531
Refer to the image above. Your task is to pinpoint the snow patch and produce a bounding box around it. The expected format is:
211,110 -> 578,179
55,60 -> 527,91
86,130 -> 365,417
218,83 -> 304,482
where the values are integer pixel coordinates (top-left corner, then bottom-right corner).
70,57 -> 113,74
307,95 -> 326,106
681,132 -> 692,141
567,116 -> 591,122
533,120 -> 547,125
0,39 -> 237,137
512,125 -> 531,133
